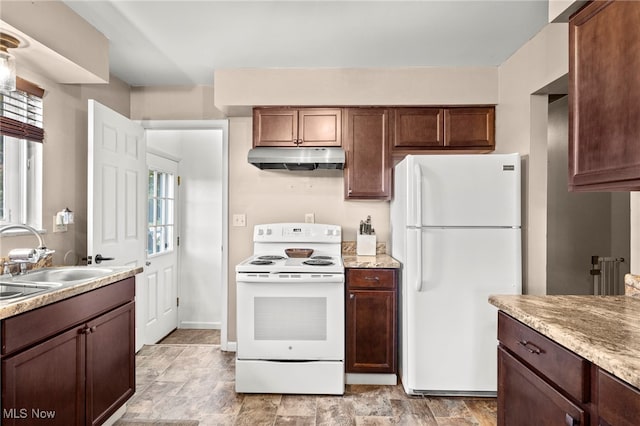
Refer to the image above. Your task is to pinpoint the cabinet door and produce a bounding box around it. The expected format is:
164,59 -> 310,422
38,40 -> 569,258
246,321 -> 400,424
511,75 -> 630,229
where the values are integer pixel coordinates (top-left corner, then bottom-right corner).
569,0 -> 640,190
346,290 -> 396,373
343,108 -> 391,200
2,327 -> 85,426
597,369 -> 640,426
298,108 -> 342,146
444,107 -> 495,148
498,346 -> 586,426
253,108 -> 298,146
391,108 -> 444,149
86,302 -> 135,426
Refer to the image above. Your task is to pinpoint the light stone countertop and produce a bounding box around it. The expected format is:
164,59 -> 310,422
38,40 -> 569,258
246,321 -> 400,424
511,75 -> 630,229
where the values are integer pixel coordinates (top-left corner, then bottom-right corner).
0,266 -> 143,320
342,254 -> 401,269
341,240 -> 401,269
489,294 -> 640,389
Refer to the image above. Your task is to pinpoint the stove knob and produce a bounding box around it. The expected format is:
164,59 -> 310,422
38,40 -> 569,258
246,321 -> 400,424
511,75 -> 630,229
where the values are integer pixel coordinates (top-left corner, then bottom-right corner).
257,229 -> 264,236
266,228 -> 272,235
325,229 -> 332,236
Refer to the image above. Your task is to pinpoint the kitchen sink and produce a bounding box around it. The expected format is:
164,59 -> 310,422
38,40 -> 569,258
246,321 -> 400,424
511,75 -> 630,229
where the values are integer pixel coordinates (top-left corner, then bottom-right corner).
0,282 -> 50,301
14,267 -> 114,285
0,267 -> 120,304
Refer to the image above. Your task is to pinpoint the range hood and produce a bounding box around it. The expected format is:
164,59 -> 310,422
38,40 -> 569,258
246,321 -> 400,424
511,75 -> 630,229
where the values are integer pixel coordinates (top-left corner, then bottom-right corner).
248,147 -> 345,171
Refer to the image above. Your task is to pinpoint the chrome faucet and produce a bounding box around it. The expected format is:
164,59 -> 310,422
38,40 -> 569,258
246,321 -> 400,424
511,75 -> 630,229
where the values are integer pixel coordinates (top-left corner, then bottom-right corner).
0,224 -> 55,275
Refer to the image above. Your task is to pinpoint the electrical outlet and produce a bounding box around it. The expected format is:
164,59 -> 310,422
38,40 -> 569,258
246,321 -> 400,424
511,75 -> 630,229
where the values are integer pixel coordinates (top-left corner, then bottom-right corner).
232,214 -> 246,227
305,213 -> 315,223
53,216 -> 67,233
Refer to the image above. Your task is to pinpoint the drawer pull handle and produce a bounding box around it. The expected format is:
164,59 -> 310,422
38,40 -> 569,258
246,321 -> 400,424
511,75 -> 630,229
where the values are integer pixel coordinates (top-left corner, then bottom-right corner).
565,413 -> 579,426
518,340 -> 542,355
364,276 -> 380,281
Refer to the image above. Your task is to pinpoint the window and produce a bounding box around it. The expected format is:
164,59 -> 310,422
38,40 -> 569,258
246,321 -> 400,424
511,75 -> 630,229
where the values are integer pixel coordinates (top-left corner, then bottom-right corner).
0,78 -> 44,228
147,169 -> 175,256
0,136 -> 42,226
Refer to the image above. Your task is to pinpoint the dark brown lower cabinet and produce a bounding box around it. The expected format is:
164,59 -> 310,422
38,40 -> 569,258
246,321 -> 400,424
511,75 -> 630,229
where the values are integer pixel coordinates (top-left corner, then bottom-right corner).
497,311 -> 640,426
345,268 -> 397,374
3,326 -> 85,425
1,278 -> 135,426
597,369 -> 640,426
498,347 -> 586,426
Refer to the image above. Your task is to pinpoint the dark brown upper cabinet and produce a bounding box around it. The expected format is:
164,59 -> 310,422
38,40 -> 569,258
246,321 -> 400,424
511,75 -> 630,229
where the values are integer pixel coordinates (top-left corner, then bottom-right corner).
253,107 -> 342,147
569,0 -> 640,191
390,107 -> 495,159
343,108 -> 391,200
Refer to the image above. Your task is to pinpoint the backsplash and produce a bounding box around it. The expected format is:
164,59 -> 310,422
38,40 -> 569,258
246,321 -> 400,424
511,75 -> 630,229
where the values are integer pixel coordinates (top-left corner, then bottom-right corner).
342,241 -> 387,255
0,254 -> 53,275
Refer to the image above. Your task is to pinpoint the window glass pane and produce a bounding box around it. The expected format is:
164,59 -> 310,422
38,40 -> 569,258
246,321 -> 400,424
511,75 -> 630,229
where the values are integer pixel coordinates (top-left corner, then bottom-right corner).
166,199 -> 174,225
147,228 -> 154,255
157,173 -> 165,198
147,167 -> 175,256
0,136 -> 41,228
156,199 -> 165,225
148,199 -> 154,227
148,170 -> 155,198
155,226 -> 164,253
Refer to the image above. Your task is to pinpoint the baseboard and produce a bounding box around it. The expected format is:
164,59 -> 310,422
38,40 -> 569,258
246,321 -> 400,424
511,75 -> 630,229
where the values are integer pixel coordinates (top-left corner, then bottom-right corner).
222,341 -> 237,352
345,373 -> 397,385
102,403 -> 127,426
178,321 -> 221,329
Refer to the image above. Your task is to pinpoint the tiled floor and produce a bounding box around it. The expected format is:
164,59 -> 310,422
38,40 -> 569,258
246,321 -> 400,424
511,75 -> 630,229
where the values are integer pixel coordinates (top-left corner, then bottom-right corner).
159,329 -> 221,345
121,341 -> 497,425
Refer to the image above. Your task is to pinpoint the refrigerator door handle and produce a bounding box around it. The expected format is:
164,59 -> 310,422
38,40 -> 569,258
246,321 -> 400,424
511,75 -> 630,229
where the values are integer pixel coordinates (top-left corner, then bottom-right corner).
415,228 -> 423,292
413,164 -> 423,227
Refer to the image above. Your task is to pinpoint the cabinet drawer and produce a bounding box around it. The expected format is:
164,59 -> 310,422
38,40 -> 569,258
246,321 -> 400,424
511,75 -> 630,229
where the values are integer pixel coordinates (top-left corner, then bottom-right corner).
346,269 -> 396,290
2,278 -> 135,355
498,312 -> 590,402
598,369 -> 640,426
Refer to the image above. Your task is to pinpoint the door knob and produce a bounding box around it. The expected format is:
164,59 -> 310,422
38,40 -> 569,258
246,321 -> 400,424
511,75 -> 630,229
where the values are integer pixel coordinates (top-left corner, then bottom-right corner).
94,254 -> 114,264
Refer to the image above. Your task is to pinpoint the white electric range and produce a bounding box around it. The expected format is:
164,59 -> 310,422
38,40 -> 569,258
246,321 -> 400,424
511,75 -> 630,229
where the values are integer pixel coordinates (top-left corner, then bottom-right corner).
235,223 -> 345,395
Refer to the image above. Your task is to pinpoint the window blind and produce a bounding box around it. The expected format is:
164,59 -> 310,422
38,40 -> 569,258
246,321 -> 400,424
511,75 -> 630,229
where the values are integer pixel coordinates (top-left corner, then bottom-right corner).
0,77 -> 44,143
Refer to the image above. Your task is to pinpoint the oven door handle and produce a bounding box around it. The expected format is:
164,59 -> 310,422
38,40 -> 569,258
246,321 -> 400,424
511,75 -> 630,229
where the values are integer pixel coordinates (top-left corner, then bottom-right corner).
236,274 -> 345,284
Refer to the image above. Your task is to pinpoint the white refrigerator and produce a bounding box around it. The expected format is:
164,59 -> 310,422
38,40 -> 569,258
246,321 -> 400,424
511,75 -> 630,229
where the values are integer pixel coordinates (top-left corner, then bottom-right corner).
390,154 -> 522,396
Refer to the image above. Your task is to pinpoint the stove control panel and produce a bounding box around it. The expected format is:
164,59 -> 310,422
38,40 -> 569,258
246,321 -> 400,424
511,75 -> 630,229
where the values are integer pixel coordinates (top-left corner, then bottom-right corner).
253,223 -> 341,243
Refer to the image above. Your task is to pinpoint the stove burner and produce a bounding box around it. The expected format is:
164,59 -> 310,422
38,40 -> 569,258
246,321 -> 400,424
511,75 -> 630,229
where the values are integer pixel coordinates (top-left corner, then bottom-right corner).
258,255 -> 286,261
250,260 -> 274,265
311,255 -> 333,260
302,259 -> 334,266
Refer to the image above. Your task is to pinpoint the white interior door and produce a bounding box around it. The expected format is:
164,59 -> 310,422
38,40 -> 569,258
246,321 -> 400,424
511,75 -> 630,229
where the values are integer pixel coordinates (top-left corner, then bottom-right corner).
88,99 -> 146,349
145,153 -> 179,343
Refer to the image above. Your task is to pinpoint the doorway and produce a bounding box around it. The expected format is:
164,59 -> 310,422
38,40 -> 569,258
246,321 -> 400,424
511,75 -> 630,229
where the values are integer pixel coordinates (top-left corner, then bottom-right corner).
143,120 -> 229,348
546,96 -> 630,294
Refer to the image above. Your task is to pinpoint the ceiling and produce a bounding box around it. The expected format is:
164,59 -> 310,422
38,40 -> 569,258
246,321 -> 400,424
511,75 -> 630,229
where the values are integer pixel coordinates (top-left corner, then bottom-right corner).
63,1 -> 549,87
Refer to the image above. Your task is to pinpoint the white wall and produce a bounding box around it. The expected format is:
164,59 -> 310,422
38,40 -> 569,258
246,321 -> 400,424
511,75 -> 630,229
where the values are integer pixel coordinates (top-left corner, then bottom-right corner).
215,67 -> 498,113
497,23 -> 569,295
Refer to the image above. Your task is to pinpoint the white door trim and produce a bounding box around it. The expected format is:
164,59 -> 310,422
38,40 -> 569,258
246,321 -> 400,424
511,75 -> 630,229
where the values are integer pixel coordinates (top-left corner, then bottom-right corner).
138,120 -> 230,351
